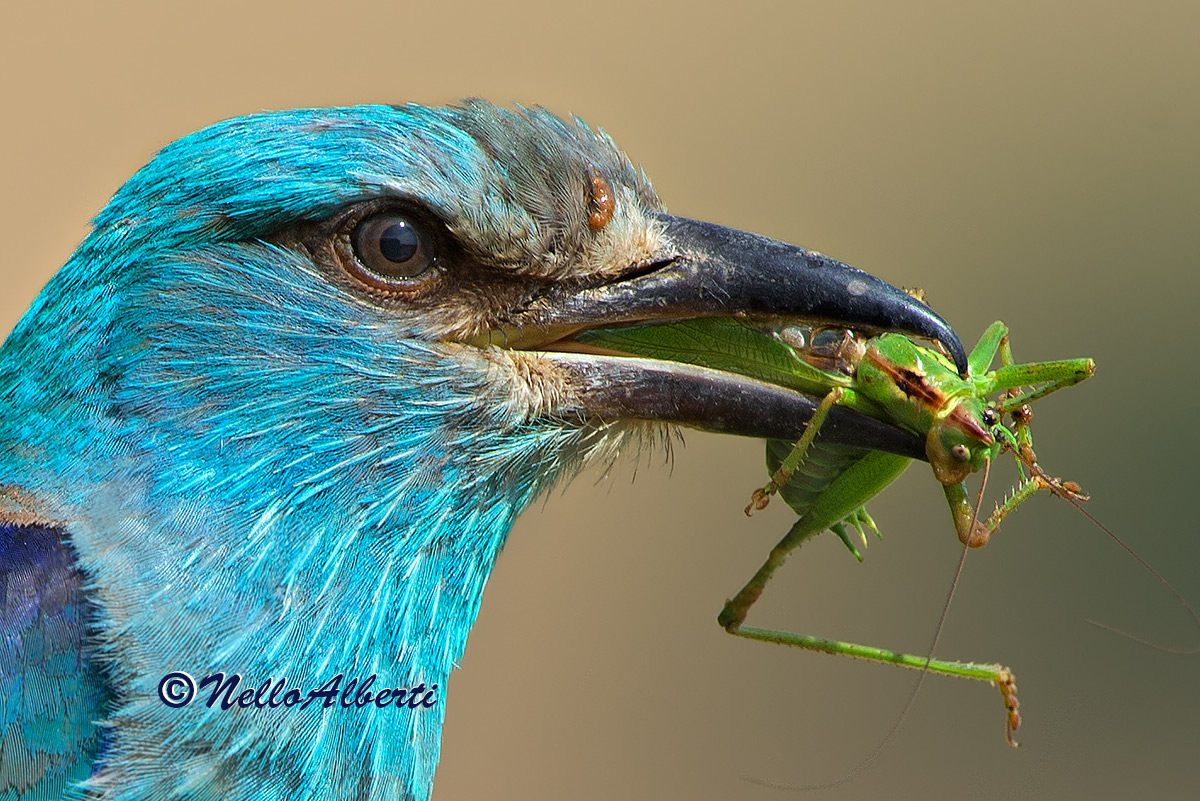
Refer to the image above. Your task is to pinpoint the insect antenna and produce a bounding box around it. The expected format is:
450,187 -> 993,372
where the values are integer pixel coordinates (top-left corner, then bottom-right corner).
1014,449 -> 1200,655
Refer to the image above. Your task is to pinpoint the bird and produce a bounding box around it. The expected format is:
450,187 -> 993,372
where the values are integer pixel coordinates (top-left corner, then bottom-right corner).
0,100 -> 966,800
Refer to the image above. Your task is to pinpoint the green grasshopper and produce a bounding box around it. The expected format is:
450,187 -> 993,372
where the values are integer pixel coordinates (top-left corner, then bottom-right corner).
578,315 -> 1095,744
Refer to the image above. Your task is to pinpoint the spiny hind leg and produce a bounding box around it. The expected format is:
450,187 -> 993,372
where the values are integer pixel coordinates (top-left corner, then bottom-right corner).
717,508 -> 1022,746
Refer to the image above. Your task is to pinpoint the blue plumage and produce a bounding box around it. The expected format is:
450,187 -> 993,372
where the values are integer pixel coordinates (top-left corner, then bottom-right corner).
0,100 -> 962,799
0,521 -> 106,798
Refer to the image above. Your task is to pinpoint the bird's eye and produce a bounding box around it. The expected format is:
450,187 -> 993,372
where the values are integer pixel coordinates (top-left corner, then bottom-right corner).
349,212 -> 436,288
950,444 -> 971,462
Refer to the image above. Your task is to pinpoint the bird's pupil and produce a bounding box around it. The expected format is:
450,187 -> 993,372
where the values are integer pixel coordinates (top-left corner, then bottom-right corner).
379,222 -> 419,262
347,211 -> 435,287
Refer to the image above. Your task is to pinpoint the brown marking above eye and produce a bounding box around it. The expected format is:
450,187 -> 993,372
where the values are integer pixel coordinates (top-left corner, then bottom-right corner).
587,168 -> 615,231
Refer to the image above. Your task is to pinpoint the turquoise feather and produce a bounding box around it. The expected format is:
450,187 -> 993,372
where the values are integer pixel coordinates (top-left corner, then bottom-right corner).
1,101 -> 652,801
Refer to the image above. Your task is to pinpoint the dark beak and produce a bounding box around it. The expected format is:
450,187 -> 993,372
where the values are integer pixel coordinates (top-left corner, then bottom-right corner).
504,215 -> 966,462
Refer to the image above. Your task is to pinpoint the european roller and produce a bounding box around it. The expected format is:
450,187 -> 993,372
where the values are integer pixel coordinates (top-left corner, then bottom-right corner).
0,100 -> 967,800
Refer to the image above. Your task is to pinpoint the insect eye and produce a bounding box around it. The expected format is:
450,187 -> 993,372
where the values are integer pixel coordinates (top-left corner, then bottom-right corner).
950,443 -> 971,462
349,212 -> 436,289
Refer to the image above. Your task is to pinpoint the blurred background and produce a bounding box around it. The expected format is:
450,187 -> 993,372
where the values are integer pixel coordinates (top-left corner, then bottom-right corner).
2,2 -> 1197,798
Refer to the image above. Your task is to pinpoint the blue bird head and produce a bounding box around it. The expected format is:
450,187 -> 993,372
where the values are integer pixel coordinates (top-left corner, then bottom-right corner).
0,100 -> 964,800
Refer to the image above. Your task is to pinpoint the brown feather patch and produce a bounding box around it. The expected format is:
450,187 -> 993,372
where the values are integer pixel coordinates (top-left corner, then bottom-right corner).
587,168 -> 615,231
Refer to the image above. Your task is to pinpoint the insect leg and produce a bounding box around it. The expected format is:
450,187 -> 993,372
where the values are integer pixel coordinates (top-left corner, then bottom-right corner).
717,497 -> 1021,744
745,388 -> 845,514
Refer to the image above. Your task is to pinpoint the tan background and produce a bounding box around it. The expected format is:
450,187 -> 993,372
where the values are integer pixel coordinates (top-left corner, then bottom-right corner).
3,2 -> 1198,798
